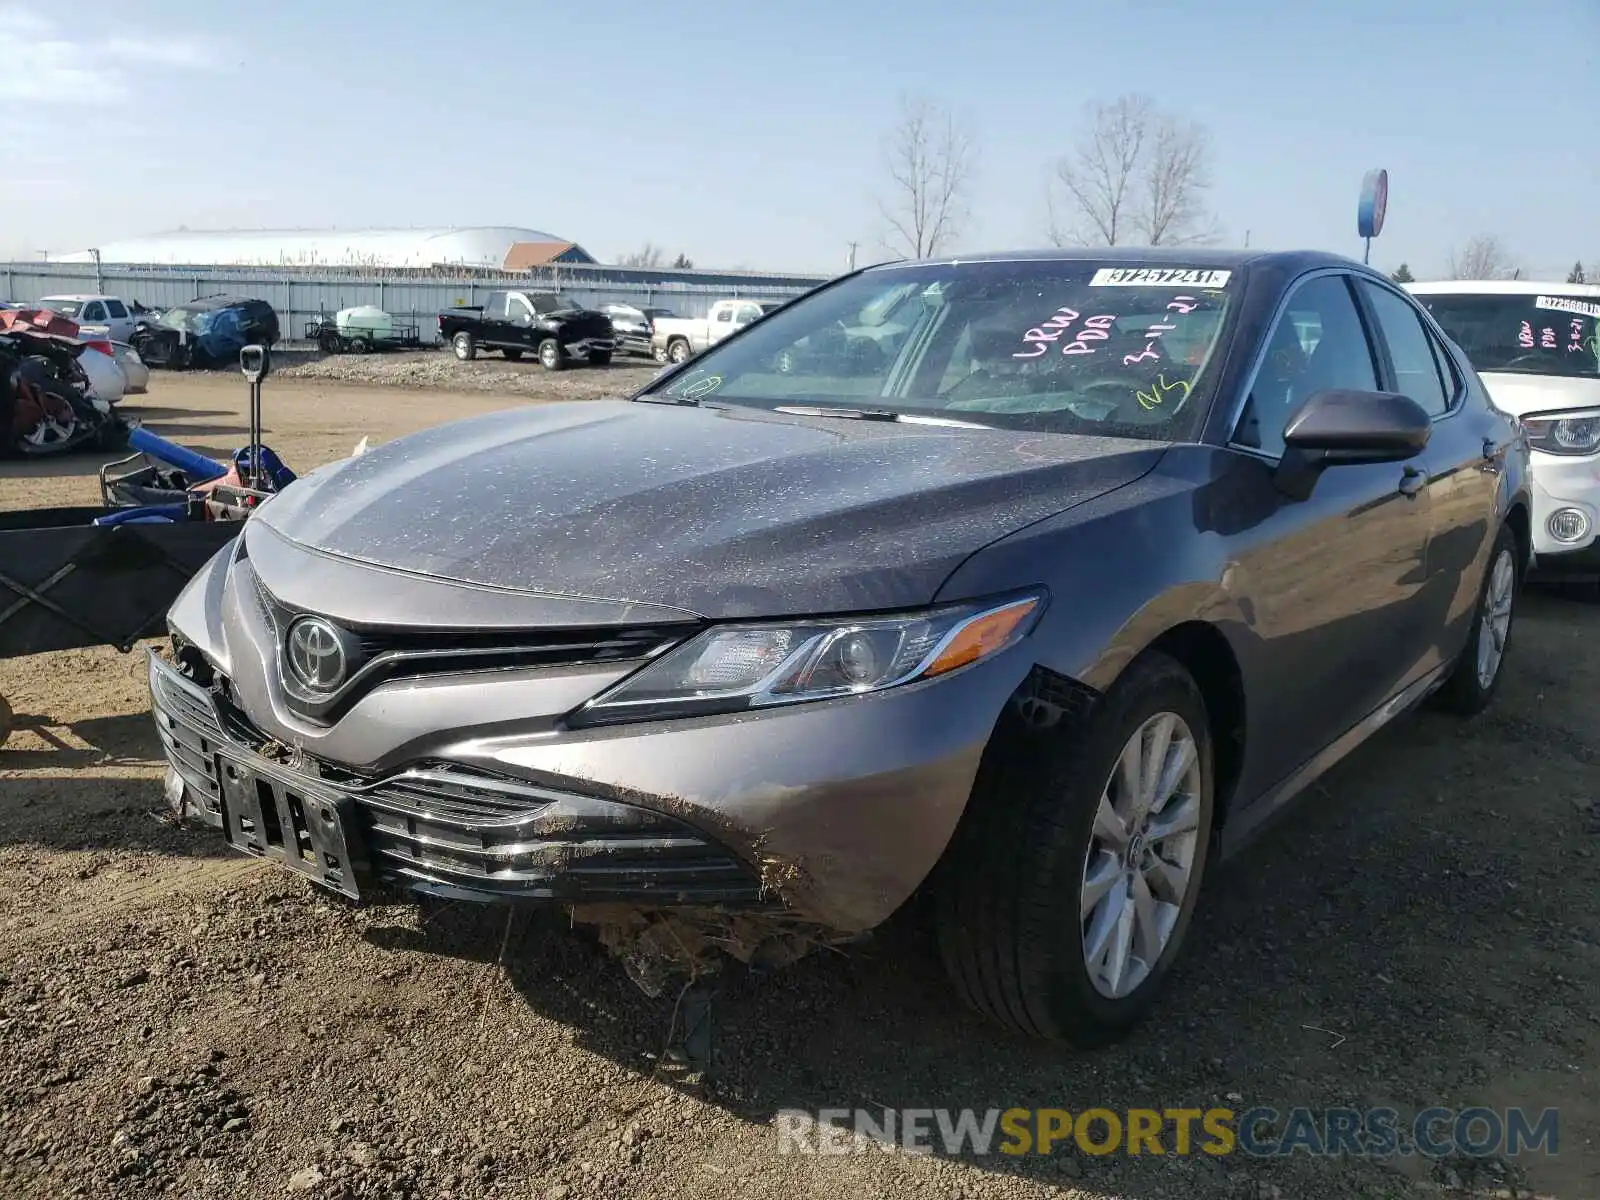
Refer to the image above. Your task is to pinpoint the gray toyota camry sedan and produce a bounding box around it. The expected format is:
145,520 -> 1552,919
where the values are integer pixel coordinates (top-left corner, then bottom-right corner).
152,248 -> 1531,1045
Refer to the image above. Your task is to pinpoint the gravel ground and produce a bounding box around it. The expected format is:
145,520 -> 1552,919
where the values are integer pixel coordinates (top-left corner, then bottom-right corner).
1,376 -> 1597,1199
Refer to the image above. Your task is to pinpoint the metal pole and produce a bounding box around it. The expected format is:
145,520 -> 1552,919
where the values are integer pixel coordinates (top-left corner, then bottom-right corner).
1363,237 -> 1371,265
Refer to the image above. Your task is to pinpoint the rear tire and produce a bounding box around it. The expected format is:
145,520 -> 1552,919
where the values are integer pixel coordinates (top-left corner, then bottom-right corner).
538,339 -> 565,371
667,339 -> 691,365
452,331 -> 476,361
0,693 -> 12,749
1430,523 -> 1519,716
936,651 -> 1215,1046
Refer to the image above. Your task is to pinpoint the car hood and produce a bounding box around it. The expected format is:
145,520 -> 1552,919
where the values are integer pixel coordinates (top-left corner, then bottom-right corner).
250,400 -> 1165,620
1477,372 -> 1600,418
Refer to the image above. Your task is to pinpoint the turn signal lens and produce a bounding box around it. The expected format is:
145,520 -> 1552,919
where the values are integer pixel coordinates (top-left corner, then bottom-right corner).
922,598 -> 1042,678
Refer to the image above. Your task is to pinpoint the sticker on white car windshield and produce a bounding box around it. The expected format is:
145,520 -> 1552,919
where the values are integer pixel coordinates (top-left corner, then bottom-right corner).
1090,268 -> 1233,288
1534,295 -> 1600,319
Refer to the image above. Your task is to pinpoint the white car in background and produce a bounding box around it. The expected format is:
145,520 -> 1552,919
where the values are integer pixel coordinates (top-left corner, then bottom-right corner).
1409,280 -> 1600,589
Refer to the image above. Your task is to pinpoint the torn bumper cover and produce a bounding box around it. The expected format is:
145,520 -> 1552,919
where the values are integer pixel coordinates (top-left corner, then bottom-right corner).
149,651 -> 768,908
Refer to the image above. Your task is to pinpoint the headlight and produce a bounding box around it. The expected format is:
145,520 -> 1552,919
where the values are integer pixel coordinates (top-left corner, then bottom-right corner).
1522,410 -> 1600,456
569,592 -> 1045,727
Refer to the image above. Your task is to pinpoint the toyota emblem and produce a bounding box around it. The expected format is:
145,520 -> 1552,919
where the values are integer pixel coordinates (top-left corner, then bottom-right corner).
285,617 -> 349,692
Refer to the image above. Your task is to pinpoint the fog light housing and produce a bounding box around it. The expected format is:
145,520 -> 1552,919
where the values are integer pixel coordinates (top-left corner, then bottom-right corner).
1547,508 -> 1592,544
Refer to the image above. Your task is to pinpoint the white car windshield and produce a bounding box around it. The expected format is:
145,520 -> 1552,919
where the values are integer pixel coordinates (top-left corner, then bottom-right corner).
1416,292 -> 1600,379
648,260 -> 1236,440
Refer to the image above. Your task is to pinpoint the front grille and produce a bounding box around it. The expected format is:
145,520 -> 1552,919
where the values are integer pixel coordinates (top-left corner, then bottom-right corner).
336,762 -> 764,904
149,664 -> 225,821
251,579 -> 693,723
148,654 -> 765,907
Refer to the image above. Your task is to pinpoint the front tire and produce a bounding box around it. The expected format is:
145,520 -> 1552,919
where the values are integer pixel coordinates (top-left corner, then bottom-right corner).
667,339 -> 691,365
538,339 -> 565,371
1431,523 -> 1519,716
936,651 -> 1215,1046
452,331 -> 476,361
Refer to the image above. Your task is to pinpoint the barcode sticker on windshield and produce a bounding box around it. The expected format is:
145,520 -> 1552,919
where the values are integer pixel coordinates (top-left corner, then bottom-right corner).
1089,268 -> 1233,288
1535,295 -> 1600,319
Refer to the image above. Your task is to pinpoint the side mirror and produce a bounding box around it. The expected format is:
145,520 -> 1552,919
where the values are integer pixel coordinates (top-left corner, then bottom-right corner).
1274,388 -> 1430,501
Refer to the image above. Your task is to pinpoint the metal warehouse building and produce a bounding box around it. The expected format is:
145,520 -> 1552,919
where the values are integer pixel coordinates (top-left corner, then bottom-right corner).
49,227 -> 597,271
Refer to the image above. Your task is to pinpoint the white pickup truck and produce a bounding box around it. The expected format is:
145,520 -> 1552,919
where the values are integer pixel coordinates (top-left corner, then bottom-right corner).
650,299 -> 783,364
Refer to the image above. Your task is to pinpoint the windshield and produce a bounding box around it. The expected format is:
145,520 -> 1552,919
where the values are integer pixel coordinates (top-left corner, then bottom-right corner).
646,260 -> 1237,439
1415,292 -> 1599,379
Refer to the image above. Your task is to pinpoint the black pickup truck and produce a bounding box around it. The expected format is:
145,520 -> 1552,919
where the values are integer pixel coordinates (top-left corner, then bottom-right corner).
436,290 -> 616,370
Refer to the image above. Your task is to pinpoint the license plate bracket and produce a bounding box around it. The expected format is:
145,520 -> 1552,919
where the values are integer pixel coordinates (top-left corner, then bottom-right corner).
217,753 -> 368,900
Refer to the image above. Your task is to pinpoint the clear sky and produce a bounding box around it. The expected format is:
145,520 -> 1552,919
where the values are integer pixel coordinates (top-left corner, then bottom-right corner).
1,0 -> 1594,279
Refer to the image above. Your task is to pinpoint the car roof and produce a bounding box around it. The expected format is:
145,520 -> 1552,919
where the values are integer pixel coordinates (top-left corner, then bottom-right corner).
1405,279 -> 1600,298
862,246 -> 1366,274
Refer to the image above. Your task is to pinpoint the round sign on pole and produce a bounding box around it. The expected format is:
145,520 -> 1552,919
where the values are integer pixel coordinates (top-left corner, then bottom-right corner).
1358,169 -> 1389,240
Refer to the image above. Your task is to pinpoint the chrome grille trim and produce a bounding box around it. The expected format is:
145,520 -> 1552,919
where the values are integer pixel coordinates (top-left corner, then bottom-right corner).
250,576 -> 693,724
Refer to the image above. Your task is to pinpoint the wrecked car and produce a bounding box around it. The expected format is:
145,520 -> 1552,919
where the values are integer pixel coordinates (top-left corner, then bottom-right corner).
1,309 -> 130,457
151,248 -> 1530,1046
131,295 -> 279,369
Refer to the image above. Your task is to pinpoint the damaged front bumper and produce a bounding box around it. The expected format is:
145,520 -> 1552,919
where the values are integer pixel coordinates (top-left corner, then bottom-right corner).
150,650 -> 769,908
151,541 -> 1037,945
566,336 -> 616,360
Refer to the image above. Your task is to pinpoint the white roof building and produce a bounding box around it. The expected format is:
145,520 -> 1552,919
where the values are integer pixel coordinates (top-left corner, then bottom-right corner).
51,227 -> 596,271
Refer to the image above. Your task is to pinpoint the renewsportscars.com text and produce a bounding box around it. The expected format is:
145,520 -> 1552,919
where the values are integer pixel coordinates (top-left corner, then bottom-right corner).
775,1106 -> 1559,1159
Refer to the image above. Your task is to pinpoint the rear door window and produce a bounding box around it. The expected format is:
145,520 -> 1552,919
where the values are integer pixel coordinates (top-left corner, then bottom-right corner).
1359,282 -> 1451,416
106,300 -> 128,318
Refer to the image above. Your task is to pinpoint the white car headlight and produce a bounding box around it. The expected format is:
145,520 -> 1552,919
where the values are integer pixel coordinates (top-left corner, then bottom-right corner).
1522,409 -> 1600,456
569,592 -> 1045,726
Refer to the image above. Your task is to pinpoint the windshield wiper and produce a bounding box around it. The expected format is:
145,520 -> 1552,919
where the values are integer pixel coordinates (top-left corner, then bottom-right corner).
774,405 -> 991,429
774,405 -> 901,421
635,393 -> 701,407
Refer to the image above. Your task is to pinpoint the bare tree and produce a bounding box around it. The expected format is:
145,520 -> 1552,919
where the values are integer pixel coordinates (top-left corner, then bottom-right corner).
1446,234 -> 1518,280
876,94 -> 977,259
1046,94 -> 1218,247
618,243 -> 665,269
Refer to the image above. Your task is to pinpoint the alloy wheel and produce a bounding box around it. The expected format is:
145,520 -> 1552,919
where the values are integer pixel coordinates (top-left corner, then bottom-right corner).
1476,547 -> 1515,689
1080,711 -> 1203,1000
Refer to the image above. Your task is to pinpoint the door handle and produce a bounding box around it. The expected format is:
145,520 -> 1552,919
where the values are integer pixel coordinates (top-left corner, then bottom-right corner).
1481,438 -> 1503,473
1398,466 -> 1426,498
